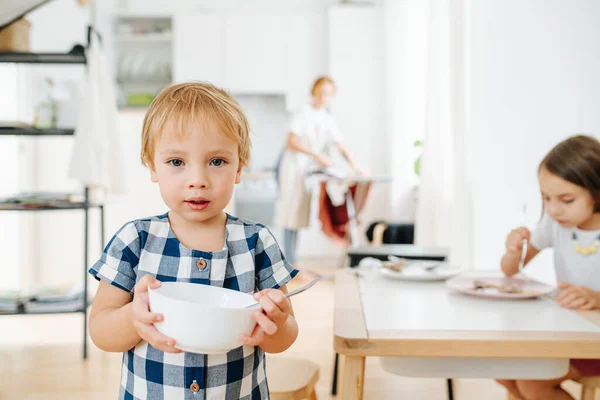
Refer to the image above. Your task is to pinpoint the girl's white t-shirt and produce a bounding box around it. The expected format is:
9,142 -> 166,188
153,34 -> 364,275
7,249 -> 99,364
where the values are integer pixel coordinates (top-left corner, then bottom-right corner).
530,214 -> 600,291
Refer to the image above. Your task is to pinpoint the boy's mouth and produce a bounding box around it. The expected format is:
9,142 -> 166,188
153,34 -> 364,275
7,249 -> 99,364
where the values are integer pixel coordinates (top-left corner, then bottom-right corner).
185,198 -> 210,211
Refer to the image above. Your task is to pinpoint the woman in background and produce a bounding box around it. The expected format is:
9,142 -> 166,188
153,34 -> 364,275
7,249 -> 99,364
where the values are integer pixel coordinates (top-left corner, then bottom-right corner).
277,76 -> 362,267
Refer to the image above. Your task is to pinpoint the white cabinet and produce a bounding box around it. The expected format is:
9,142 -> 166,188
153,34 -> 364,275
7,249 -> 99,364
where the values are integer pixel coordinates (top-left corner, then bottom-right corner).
284,15 -> 327,111
173,14 -> 225,86
172,12 -> 326,99
224,15 -> 287,94
115,16 -> 173,107
328,5 -> 381,165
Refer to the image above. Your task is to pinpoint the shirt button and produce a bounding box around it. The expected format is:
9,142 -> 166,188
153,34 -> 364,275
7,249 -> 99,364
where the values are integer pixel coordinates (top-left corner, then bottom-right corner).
190,380 -> 200,393
196,259 -> 207,270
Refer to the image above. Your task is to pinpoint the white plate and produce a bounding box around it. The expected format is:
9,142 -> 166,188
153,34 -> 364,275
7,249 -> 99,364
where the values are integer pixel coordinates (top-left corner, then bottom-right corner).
446,276 -> 556,299
380,265 -> 461,282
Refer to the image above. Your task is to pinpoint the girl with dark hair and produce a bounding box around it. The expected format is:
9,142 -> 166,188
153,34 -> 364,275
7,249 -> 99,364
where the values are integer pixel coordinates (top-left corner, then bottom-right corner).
498,134 -> 600,399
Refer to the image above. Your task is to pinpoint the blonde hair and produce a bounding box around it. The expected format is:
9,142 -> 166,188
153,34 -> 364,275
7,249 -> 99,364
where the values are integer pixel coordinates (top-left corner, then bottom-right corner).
140,82 -> 251,169
311,76 -> 336,96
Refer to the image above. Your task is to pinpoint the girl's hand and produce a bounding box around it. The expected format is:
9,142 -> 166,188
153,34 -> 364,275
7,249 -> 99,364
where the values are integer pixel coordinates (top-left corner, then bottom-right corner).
505,227 -> 530,255
314,153 -> 332,168
240,289 -> 292,347
131,275 -> 181,353
556,283 -> 599,310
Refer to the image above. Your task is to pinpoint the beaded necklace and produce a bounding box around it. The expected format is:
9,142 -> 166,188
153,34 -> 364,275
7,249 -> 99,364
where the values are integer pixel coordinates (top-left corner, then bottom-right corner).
572,231 -> 600,256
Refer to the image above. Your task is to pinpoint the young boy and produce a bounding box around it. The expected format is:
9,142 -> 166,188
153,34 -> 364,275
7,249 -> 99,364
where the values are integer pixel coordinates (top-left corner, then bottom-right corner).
88,82 -> 299,400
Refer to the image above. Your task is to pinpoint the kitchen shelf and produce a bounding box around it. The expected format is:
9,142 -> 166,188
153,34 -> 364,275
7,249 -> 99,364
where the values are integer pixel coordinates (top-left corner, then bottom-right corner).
0,52 -> 86,64
0,307 -> 86,316
0,127 -> 75,136
115,14 -> 173,108
0,202 -> 102,211
0,31 -> 102,360
0,192 -> 103,212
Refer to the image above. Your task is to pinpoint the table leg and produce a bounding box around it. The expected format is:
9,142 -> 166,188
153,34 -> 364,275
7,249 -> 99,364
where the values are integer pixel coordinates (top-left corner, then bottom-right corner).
345,190 -> 359,248
332,353 -> 339,395
447,378 -> 454,400
340,355 -> 366,400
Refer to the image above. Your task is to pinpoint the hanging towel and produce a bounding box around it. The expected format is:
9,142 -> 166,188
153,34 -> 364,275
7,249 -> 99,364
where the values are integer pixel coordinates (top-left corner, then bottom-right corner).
318,181 -> 371,246
68,32 -> 126,195
323,156 -> 359,206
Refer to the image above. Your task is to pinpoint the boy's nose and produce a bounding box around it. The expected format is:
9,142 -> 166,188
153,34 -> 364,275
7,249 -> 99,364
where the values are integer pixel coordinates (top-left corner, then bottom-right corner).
188,168 -> 209,189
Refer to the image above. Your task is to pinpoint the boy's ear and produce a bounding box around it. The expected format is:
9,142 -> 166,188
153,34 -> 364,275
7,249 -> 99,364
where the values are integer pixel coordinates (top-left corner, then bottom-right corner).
149,163 -> 158,183
235,163 -> 243,184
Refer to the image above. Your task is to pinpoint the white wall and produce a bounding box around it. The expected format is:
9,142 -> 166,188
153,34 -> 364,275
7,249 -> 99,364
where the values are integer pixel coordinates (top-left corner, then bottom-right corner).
328,3 -> 388,232
383,0 -> 429,223
470,0 -> 600,281
234,95 -> 288,172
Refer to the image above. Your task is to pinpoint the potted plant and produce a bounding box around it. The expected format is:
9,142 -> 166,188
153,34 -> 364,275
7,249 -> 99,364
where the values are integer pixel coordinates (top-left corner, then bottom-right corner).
413,140 -> 423,177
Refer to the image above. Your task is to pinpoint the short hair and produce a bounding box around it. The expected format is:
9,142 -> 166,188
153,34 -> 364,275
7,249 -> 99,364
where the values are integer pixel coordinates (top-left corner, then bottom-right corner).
311,76 -> 336,96
539,134 -> 600,212
140,82 -> 251,169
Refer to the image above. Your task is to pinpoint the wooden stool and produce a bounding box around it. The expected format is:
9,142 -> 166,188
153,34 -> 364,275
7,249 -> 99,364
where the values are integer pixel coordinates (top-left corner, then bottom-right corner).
579,376 -> 600,400
267,357 -> 319,400
506,376 -> 600,400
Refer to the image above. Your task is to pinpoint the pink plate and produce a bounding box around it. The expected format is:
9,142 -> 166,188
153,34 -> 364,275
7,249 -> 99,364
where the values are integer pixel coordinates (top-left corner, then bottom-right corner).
445,275 -> 556,299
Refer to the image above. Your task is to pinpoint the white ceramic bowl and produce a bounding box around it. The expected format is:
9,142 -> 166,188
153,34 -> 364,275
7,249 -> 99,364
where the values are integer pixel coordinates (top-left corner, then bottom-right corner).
148,282 -> 257,354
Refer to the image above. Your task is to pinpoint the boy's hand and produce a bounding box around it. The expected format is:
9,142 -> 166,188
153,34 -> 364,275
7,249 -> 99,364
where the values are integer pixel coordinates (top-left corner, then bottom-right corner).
505,227 -> 530,255
240,289 -> 292,347
556,283 -> 599,310
131,275 -> 181,353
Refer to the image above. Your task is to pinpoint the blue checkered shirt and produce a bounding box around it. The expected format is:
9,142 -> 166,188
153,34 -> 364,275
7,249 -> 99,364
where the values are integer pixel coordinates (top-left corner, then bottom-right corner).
89,213 -> 298,400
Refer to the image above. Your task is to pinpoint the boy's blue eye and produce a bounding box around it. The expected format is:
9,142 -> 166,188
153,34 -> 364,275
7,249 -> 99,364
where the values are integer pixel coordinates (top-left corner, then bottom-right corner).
169,159 -> 184,167
210,158 -> 226,167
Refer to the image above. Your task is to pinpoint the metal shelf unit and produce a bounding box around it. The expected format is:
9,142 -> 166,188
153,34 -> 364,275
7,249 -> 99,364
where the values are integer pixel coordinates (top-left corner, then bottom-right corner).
0,50 -> 102,359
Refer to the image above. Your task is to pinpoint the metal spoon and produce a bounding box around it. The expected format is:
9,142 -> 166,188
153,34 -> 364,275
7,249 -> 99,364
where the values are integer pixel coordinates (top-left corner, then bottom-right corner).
245,276 -> 320,309
519,204 -> 528,273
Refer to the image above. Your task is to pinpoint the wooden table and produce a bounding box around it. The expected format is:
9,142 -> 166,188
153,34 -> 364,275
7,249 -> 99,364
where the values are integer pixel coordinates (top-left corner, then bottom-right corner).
334,269 -> 600,399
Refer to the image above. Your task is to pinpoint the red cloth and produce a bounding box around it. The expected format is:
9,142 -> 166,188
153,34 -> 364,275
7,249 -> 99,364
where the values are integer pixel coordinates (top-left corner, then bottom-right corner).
571,359 -> 600,376
318,182 -> 370,247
